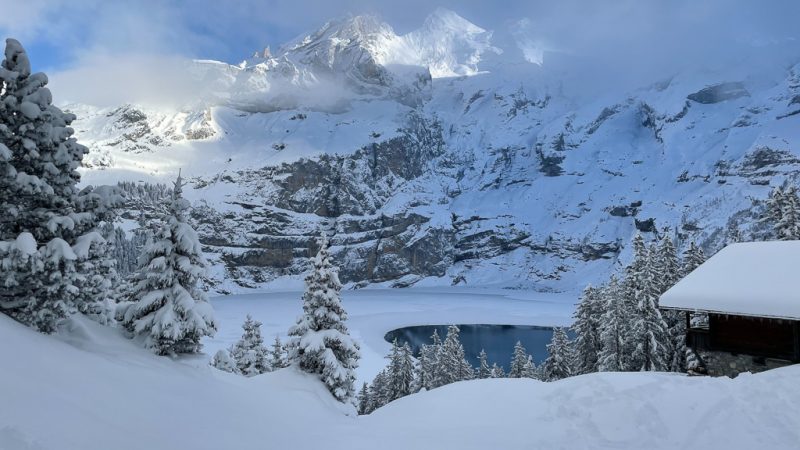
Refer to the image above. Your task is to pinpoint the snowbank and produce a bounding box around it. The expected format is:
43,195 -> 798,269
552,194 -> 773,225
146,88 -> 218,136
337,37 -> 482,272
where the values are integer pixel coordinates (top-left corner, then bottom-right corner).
2,312 -> 799,450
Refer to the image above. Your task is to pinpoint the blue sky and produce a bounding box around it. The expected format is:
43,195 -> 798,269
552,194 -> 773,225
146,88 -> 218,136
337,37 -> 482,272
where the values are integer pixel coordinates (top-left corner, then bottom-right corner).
8,0 -> 798,72
2,0 -> 514,72
3,0 -> 800,106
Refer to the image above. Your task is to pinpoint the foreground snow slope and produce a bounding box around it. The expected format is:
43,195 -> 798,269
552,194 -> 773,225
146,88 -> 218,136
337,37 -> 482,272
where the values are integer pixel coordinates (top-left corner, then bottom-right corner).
2,314 -> 799,450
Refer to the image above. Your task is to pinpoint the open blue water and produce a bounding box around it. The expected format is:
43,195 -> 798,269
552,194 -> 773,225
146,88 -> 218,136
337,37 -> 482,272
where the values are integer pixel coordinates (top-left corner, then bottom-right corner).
384,324 -> 572,371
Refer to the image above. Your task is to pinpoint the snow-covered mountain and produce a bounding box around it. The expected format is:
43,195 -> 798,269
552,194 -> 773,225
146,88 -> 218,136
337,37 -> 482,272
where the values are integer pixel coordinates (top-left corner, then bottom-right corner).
70,9 -> 800,294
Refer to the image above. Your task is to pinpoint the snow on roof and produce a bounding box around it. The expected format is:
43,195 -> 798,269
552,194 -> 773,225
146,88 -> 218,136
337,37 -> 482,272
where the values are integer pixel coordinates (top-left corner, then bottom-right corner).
660,241 -> 800,320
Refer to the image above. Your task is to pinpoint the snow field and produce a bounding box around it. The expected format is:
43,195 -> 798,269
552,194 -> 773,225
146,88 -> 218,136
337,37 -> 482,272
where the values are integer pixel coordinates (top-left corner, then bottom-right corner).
2,312 -> 799,450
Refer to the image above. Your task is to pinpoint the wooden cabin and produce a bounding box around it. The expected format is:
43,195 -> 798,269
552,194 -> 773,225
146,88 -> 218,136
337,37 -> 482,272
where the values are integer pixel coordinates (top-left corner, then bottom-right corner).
660,241 -> 800,376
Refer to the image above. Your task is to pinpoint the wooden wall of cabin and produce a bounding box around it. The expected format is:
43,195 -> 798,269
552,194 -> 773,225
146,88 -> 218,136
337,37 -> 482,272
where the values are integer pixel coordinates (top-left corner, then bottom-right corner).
708,314 -> 799,361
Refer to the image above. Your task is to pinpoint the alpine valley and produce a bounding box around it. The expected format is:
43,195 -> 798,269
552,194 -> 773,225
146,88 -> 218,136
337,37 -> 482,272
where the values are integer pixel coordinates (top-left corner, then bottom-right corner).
69,8 -> 800,294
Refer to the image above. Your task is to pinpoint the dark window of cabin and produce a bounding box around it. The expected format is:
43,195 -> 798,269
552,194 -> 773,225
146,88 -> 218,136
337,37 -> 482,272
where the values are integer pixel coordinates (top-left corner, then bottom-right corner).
709,314 -> 795,360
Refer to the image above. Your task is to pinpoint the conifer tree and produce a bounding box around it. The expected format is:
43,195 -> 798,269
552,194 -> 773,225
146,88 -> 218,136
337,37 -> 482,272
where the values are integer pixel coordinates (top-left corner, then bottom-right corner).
229,314 -> 271,376
681,241 -> 705,277
386,339 -> 415,401
210,349 -> 239,374
0,39 -> 122,332
762,185 -> 785,233
367,370 -> 389,413
572,285 -> 602,374
508,341 -> 531,378
776,185 -> 800,240
421,329 -> 443,389
117,172 -> 216,355
597,276 -> 627,372
523,355 -> 539,379
287,234 -> 360,402
542,327 -> 573,381
490,363 -> 505,378
630,245 -> 670,371
477,349 -> 491,379
438,325 -> 473,385
270,335 -> 288,369
357,382 -> 371,415
654,230 -> 680,294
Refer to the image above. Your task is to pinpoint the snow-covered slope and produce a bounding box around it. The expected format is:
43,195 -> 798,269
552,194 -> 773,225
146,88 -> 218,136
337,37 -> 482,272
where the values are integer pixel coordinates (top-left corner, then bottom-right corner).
2,313 -> 800,450
69,9 -> 800,293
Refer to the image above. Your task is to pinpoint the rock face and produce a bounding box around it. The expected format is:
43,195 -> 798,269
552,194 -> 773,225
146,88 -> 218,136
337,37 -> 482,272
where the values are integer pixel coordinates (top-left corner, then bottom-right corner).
72,11 -> 800,294
687,82 -> 750,104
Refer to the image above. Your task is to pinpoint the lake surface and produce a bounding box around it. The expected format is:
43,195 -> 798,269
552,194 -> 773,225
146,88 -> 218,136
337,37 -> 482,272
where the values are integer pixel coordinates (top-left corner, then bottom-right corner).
384,324 -> 571,370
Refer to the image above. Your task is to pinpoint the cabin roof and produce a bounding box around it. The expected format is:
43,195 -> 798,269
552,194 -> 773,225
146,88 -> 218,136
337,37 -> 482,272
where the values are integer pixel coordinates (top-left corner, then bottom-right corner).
660,241 -> 800,320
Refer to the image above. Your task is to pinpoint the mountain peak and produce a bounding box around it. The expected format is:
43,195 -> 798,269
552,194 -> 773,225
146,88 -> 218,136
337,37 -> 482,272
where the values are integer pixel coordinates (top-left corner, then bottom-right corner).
422,8 -> 486,35
281,13 -> 395,55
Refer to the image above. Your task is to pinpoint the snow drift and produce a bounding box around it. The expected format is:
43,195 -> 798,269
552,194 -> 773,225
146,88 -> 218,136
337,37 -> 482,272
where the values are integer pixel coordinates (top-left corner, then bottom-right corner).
1,313 -> 799,450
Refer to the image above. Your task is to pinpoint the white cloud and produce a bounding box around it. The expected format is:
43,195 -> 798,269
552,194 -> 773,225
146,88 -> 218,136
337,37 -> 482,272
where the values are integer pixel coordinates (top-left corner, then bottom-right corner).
3,0 -> 799,106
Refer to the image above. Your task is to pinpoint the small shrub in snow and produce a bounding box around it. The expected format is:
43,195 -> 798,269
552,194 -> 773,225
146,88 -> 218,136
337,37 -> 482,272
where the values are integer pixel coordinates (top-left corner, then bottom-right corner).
270,335 -> 289,369
211,349 -> 239,374
229,314 -> 271,376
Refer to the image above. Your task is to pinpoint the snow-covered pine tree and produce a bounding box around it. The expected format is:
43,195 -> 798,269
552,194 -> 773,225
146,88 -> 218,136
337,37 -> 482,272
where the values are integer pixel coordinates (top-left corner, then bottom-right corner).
571,285 -> 602,374
229,314 -> 271,376
630,244 -> 670,371
367,369 -> 389,413
681,241 -> 706,277
210,349 -> 239,374
72,231 -> 118,325
270,335 -> 288,369
287,233 -> 360,402
762,185 -> 785,236
438,325 -> 473,385
490,363 -> 505,378
597,276 -> 627,372
357,382 -> 371,415
617,234 -> 650,370
654,230 -> 680,294
508,341 -> 531,378
420,329 -> 443,389
0,39 -> 122,332
542,327 -> 573,381
776,185 -> 800,240
477,349 -> 491,379
385,339 -> 415,402
117,172 -> 216,355
523,355 -> 539,379
654,230 -> 688,372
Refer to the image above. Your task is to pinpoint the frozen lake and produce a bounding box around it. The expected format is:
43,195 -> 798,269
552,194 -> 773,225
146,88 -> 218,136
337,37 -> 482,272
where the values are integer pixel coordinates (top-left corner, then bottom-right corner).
385,324 -> 573,370
205,287 -> 576,381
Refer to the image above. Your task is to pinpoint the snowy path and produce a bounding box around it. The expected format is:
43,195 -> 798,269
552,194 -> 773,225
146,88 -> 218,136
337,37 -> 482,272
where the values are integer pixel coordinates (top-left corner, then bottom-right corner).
205,288 -> 576,381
